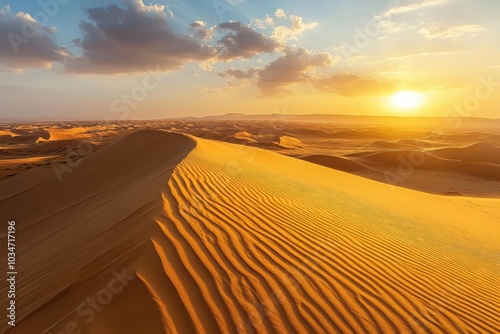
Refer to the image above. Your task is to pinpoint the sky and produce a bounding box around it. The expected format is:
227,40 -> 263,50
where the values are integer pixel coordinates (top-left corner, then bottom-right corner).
0,0 -> 499,120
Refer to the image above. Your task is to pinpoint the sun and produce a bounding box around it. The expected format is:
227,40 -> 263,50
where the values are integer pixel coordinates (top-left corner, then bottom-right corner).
390,91 -> 423,112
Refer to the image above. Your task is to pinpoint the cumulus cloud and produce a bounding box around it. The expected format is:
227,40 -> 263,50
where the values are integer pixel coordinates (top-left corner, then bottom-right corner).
290,15 -> 317,32
257,48 -> 333,95
190,21 -> 214,41
65,0 -> 214,74
0,5 -> 69,69
217,48 -> 335,96
272,14 -> 318,44
265,15 -> 274,26
251,19 -> 266,29
314,74 -> 394,97
217,21 -> 279,60
418,23 -> 484,40
275,9 -> 287,19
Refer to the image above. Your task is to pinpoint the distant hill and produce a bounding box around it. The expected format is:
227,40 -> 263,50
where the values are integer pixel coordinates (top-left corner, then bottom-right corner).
171,113 -> 500,129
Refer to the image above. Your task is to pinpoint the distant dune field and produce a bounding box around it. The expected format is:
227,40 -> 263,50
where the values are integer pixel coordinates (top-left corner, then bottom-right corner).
1,130 -> 499,333
2,120 -> 500,197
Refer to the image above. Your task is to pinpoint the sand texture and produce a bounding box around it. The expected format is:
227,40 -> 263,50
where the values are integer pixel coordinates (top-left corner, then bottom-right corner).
1,129 -> 499,333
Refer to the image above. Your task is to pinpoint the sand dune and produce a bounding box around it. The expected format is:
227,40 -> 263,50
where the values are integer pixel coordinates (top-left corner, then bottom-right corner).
299,154 -> 372,173
0,139 -> 108,181
0,139 -> 102,156
222,132 -> 302,150
0,130 -> 19,137
430,142 -> 500,164
397,139 -> 434,148
0,131 -> 49,145
0,126 -> 103,145
277,136 -> 302,149
358,151 -> 450,169
37,127 -> 93,142
286,128 -> 334,137
1,130 -> 499,333
357,150 -> 500,181
333,130 -> 391,139
485,133 -> 500,143
0,156 -> 56,167
368,141 -> 415,149
223,131 -> 258,145
303,152 -> 500,196
0,131 -> 196,333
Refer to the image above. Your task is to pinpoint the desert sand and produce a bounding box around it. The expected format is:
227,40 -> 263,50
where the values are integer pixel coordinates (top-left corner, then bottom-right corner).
1,119 -> 499,197
1,122 -> 499,333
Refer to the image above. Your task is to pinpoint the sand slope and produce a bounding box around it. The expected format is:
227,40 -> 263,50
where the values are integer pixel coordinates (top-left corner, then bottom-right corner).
1,130 -> 499,333
299,154 -> 372,173
430,142 -> 500,164
355,150 -> 500,181
0,131 -> 196,334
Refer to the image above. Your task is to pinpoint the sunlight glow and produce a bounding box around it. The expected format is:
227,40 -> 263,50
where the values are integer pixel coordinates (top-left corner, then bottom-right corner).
390,91 -> 424,112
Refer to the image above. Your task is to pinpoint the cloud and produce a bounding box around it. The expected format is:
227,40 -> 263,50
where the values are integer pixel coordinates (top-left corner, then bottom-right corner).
190,21 -> 214,41
367,51 -> 461,65
385,0 -> 451,16
265,15 -> 274,26
257,48 -> 333,95
216,21 -> 279,60
65,0 -> 214,74
314,74 -> 395,97
0,5 -> 69,69
275,9 -> 287,19
252,19 -> 266,29
218,67 -> 257,79
290,15 -> 317,32
419,23 -> 484,40
377,19 -> 404,33
166,5 -> 174,18
375,0 -> 452,34
272,15 -> 318,44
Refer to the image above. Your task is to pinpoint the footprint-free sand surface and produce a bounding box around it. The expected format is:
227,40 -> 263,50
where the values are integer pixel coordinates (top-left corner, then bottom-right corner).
1,129 -> 498,333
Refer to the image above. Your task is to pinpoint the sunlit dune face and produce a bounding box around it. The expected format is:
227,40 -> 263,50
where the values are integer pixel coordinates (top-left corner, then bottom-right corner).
390,91 -> 423,112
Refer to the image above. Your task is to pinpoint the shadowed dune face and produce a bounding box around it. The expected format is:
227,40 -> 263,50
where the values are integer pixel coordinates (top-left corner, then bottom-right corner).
316,147 -> 500,196
429,142 -> 500,164
299,154 -> 372,173
0,130 -> 196,334
0,130 -> 49,145
358,150 -> 500,181
1,130 -> 499,333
